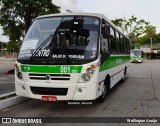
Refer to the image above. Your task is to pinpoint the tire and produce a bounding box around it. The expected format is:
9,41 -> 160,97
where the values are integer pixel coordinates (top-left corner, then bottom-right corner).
97,76 -> 110,103
124,67 -> 127,75
120,67 -> 127,83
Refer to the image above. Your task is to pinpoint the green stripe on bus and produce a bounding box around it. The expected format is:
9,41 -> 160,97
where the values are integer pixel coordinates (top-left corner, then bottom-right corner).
100,55 -> 130,72
21,65 -> 82,73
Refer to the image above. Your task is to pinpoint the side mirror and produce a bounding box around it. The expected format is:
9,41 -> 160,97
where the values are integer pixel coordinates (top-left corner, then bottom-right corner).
102,25 -> 110,38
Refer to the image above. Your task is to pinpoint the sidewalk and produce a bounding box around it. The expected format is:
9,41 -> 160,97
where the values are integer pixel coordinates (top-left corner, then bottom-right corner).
0,58 -> 15,95
0,57 -> 15,61
0,58 -> 28,110
0,74 -> 15,95
0,59 -> 15,75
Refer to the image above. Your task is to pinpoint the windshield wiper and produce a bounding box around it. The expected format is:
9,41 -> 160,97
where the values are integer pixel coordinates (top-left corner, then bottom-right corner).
29,34 -> 54,64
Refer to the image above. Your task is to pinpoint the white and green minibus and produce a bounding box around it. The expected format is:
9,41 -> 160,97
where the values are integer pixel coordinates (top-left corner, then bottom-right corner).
131,49 -> 143,63
15,13 -> 130,102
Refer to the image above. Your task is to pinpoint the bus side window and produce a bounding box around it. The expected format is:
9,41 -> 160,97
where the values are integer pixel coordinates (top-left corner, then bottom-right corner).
124,37 -> 129,54
127,39 -> 130,53
101,24 -> 109,52
121,36 -> 125,53
123,38 -> 126,53
116,32 -> 120,53
110,27 -> 117,53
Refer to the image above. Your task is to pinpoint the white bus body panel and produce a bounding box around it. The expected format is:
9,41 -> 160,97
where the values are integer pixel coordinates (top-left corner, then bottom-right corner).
15,59 -> 101,101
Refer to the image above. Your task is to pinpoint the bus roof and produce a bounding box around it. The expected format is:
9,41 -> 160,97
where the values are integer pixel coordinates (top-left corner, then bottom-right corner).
36,13 -> 129,39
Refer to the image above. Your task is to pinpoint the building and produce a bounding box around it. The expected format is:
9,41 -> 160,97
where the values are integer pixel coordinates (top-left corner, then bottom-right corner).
140,44 -> 160,59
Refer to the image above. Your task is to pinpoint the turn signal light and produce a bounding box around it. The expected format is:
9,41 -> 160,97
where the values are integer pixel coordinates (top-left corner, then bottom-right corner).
14,63 -> 17,68
91,64 -> 96,68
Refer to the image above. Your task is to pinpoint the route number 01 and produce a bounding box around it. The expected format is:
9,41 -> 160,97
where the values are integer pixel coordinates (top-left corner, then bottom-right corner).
60,66 -> 70,73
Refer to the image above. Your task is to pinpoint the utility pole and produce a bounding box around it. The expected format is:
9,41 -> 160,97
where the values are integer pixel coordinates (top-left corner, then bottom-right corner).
0,36 -> 1,49
150,37 -> 152,59
151,37 -> 152,49
0,36 -> 2,56
2,42 -> 3,55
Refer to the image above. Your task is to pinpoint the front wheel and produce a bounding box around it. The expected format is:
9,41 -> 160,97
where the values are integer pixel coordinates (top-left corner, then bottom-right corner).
97,84 -> 107,103
120,67 -> 127,83
97,75 -> 110,103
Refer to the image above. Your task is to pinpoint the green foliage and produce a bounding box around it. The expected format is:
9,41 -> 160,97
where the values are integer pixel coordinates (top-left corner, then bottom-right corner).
111,15 -> 149,38
154,33 -> 160,44
144,25 -> 156,39
111,15 -> 158,49
137,36 -> 148,45
6,41 -> 20,53
137,33 -> 160,46
0,0 -> 60,52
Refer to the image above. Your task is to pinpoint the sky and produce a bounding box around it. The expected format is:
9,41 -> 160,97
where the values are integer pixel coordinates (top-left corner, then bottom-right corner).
0,0 -> 160,42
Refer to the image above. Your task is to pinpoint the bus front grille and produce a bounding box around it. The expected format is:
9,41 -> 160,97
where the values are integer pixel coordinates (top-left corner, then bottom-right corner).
29,73 -> 71,81
30,87 -> 68,95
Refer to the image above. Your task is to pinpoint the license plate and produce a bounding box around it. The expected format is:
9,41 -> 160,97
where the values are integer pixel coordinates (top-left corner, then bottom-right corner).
42,96 -> 57,102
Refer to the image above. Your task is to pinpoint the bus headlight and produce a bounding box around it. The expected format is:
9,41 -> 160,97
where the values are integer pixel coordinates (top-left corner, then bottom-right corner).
17,72 -> 23,79
81,73 -> 90,82
15,63 -> 23,80
86,68 -> 94,74
79,64 -> 98,83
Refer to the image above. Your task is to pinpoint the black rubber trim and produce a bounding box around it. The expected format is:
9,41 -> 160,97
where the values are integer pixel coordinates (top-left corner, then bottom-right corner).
98,67 -> 128,83
110,68 -> 125,77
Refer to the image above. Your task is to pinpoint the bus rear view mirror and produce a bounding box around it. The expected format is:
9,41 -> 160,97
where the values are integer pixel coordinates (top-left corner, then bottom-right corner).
102,25 -> 110,38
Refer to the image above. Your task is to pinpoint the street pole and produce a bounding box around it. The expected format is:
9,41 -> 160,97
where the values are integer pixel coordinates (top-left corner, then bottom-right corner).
151,37 -> 152,49
2,42 -> 3,55
150,37 -> 152,58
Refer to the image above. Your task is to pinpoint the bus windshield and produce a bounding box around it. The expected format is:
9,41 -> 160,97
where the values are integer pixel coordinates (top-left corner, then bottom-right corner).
131,50 -> 141,57
18,16 -> 100,64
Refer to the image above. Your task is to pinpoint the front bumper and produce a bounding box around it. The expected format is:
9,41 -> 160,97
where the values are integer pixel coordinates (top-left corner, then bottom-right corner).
131,60 -> 142,63
15,77 -> 98,101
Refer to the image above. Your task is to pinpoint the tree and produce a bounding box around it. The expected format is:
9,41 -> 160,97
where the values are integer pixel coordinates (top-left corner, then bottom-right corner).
112,15 -> 149,37
154,33 -> 160,44
144,25 -> 156,48
0,0 -> 60,52
111,15 -> 150,48
7,41 -> 19,53
137,35 -> 148,46
145,25 -> 156,38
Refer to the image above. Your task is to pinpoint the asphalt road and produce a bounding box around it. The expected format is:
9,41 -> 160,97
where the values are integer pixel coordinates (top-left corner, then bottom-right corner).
1,60 -> 160,126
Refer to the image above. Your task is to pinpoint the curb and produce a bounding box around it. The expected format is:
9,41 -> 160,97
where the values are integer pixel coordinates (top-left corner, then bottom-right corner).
0,92 -> 30,110
0,91 -> 16,100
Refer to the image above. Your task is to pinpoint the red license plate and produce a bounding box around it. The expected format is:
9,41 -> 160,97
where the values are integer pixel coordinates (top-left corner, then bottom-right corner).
42,96 -> 57,102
